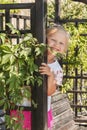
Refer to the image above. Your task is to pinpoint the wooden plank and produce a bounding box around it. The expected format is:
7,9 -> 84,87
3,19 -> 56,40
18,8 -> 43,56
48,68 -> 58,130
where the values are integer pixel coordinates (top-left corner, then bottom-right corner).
58,121 -> 75,130
53,109 -> 73,124
51,97 -> 70,110
75,116 -> 87,123
51,91 -> 67,103
67,90 -> 87,93
52,92 -> 87,130
52,120 -> 75,130
79,126 -> 87,130
52,102 -> 71,116
69,124 -> 79,130
53,116 -> 74,128
71,104 -> 87,108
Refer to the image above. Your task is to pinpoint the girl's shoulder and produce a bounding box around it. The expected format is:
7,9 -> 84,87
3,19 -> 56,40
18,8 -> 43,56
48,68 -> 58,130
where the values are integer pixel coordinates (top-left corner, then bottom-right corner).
48,60 -> 62,71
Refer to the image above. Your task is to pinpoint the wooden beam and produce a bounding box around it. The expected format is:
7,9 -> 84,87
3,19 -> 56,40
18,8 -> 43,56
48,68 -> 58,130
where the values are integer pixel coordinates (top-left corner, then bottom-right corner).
32,0 -> 47,130
72,0 -> 87,4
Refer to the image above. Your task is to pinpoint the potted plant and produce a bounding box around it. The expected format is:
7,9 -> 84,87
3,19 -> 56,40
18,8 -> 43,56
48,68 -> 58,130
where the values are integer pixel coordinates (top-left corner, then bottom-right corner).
0,23 -> 46,129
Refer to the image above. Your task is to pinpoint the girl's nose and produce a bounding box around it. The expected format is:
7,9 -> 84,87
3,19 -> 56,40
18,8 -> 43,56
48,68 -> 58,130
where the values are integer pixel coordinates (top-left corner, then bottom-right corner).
55,44 -> 61,50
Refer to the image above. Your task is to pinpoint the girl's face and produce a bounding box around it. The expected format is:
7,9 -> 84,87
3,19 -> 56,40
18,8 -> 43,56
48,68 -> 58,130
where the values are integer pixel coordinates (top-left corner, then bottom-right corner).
47,31 -> 68,63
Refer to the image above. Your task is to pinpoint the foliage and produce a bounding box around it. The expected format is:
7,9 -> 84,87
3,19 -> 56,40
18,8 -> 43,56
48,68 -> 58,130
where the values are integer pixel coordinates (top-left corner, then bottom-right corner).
61,0 -> 87,19
47,0 -> 87,21
63,23 -> 87,70
47,1 -> 55,22
60,1 -> 87,114
60,1 -> 87,93
0,0 -> 17,13
48,0 -> 87,113
0,23 -> 46,129
0,0 -> 14,4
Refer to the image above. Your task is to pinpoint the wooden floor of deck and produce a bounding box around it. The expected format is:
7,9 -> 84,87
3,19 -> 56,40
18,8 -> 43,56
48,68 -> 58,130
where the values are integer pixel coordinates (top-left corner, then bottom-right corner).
51,91 -> 87,130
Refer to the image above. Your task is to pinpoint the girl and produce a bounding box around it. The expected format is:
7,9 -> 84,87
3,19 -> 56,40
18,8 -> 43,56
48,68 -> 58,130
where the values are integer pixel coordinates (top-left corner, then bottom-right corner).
39,24 -> 70,130
10,24 -> 69,130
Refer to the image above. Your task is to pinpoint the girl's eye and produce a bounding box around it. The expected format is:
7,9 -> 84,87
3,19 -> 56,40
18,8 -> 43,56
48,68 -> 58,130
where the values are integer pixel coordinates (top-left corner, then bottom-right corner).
59,42 -> 64,45
51,39 -> 56,42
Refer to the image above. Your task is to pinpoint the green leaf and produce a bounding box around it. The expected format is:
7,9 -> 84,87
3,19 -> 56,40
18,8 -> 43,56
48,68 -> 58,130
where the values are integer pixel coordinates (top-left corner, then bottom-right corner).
0,44 -> 12,53
1,54 -> 12,64
0,99 -> 5,106
6,23 -> 20,35
0,33 -> 7,44
6,73 -> 21,89
10,55 -> 16,65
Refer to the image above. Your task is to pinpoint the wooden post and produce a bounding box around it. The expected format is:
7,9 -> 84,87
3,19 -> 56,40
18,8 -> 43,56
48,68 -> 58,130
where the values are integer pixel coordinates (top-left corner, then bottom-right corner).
32,0 -> 47,130
5,9 -> 10,31
55,0 -> 60,23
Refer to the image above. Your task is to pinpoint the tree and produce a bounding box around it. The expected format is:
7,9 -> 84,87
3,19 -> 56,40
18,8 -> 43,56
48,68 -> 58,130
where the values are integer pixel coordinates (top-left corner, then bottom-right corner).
0,23 -> 46,129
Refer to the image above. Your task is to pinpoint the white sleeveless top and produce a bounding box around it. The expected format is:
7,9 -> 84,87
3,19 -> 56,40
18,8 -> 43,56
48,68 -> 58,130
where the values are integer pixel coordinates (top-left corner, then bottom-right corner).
48,60 -> 63,111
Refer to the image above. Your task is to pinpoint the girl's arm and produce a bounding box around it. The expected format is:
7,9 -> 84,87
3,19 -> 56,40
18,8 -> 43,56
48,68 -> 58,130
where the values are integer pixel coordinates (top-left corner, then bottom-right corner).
39,63 -> 57,96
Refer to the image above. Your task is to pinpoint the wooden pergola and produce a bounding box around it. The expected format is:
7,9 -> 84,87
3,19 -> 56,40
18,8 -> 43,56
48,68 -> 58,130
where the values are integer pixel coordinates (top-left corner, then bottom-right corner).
0,0 -> 87,130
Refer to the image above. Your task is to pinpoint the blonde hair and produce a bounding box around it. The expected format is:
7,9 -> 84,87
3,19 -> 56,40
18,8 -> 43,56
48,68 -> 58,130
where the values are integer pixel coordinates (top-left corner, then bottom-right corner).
47,24 -> 70,41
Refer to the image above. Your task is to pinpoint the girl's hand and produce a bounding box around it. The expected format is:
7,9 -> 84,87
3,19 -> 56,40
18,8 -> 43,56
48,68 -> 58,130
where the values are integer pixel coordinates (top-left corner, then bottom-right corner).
39,63 -> 57,96
39,63 -> 53,76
